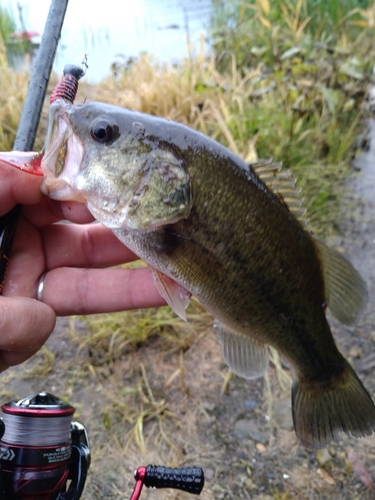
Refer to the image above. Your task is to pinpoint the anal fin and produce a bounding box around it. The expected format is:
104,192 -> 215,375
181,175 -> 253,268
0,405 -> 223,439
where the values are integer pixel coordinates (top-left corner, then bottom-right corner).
215,320 -> 269,379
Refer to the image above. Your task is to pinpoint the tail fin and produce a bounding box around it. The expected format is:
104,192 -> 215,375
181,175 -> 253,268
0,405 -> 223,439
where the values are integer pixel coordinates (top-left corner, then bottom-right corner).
292,359 -> 375,450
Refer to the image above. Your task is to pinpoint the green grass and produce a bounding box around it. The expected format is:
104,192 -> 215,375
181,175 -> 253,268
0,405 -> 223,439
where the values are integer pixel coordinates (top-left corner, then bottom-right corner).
0,4 -> 16,47
210,0 -> 375,69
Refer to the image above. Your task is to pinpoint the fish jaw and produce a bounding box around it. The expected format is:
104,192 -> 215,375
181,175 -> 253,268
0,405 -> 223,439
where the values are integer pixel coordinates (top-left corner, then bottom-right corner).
41,99 -> 86,203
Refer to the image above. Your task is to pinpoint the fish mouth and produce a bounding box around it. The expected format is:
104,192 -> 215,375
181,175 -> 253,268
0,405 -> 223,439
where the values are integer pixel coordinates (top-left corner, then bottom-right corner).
41,100 -> 86,202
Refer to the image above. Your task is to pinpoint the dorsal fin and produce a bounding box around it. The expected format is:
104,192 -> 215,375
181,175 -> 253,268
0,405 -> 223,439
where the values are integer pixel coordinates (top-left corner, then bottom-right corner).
250,159 -> 308,226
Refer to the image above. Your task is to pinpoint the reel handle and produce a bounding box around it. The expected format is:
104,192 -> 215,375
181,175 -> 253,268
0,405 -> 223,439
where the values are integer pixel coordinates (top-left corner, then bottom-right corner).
130,464 -> 204,499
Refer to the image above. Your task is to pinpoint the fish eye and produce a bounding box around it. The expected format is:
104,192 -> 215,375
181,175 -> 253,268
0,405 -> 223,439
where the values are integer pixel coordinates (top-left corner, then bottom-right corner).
90,119 -> 118,143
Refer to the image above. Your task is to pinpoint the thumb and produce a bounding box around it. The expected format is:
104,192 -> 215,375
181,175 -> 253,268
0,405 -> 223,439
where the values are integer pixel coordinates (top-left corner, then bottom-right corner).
0,297 -> 56,372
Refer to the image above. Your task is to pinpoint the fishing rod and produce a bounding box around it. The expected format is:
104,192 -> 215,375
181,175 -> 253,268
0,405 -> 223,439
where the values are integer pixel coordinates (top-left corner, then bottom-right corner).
0,0 -> 69,294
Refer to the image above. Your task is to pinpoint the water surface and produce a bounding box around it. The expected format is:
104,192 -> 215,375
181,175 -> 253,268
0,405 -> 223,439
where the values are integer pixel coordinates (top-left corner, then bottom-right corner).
4,0 -> 212,81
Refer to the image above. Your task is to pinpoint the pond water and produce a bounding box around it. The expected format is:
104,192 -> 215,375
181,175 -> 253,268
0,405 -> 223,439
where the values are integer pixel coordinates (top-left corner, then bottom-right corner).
3,0 -> 212,82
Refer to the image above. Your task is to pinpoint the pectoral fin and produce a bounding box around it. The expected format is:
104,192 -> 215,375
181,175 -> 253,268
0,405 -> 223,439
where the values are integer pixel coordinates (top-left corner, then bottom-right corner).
215,320 -> 269,379
151,268 -> 191,321
314,239 -> 368,328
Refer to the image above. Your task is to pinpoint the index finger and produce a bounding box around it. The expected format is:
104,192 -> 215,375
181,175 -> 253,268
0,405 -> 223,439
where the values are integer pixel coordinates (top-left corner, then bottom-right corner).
0,163 -> 43,215
41,223 -> 139,269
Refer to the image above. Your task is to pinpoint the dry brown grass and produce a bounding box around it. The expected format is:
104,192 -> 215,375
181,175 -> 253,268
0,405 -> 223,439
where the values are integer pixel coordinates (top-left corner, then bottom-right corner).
0,38 -> 30,150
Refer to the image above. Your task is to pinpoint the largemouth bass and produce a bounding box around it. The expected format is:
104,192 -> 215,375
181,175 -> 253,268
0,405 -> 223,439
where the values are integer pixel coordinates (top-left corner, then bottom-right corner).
40,99 -> 375,450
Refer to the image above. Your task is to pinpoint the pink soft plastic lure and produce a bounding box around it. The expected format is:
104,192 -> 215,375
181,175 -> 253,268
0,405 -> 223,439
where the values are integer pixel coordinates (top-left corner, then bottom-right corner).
0,64 -> 85,176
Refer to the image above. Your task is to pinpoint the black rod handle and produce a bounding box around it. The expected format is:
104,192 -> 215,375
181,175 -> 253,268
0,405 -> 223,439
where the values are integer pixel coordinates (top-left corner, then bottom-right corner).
144,465 -> 204,495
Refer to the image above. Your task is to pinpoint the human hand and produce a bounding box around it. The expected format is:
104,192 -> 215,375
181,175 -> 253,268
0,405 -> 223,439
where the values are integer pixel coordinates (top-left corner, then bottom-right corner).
0,162 -> 166,372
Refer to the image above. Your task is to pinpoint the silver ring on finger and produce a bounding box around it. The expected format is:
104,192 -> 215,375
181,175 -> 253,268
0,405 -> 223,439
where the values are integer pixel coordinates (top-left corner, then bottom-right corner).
36,272 -> 47,302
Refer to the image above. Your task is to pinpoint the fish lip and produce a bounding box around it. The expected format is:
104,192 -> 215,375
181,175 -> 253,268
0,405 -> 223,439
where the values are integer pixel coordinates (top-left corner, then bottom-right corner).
41,100 -> 85,201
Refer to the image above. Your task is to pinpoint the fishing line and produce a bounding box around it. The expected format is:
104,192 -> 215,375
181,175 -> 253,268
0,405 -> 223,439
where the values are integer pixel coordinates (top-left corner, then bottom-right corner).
1,413 -> 73,447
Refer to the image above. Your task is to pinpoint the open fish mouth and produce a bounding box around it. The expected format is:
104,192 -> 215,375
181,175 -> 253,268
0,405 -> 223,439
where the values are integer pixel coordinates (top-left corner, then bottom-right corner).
41,100 -> 86,202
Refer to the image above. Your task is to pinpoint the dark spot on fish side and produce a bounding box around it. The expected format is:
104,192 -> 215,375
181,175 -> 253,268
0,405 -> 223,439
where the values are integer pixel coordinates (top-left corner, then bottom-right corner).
153,228 -> 179,256
134,184 -> 148,197
140,162 -> 152,175
170,185 -> 188,206
158,140 -> 187,162
161,162 -> 178,182
132,121 -> 146,139
128,198 -> 138,208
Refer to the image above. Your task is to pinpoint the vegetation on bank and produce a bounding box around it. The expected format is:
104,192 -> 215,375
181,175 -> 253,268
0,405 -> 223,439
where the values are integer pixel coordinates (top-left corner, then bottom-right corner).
0,4 -> 16,47
210,0 -> 374,68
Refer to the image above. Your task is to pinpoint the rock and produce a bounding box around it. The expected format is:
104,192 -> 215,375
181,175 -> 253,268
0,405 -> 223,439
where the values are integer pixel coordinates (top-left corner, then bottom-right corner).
234,419 -> 269,444
272,398 -> 293,431
328,446 -> 336,457
316,447 -> 332,467
205,468 -> 215,481
256,443 -> 266,453
244,398 -> 257,409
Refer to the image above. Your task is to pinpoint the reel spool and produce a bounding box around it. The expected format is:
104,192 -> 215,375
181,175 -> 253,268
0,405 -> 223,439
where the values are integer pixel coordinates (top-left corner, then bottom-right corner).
0,392 -> 90,500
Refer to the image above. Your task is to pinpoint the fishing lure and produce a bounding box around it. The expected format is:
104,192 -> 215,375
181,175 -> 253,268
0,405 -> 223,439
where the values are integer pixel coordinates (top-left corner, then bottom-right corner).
50,63 -> 86,105
0,62 -> 86,176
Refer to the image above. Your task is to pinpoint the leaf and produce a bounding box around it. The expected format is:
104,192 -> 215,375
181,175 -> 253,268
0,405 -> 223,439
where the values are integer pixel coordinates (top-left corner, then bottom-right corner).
250,46 -> 267,57
258,14 -> 271,29
317,468 -> 336,485
280,47 -> 302,60
352,20 -> 370,27
195,82 -> 206,93
103,412 -> 111,430
319,86 -> 341,115
339,60 -> 364,80
347,450 -> 374,492
256,0 -> 270,15
343,98 -> 355,112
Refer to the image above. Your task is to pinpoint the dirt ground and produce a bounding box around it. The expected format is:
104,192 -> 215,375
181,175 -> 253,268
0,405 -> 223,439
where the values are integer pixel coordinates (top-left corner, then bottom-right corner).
1,121 -> 375,499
